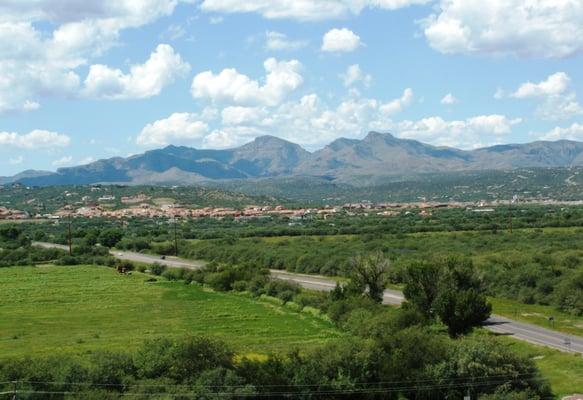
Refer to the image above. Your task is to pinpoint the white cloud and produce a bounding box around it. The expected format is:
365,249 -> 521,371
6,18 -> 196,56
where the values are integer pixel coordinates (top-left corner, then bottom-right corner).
322,28 -> 361,52
422,0 -> 583,58
221,106 -> 268,125
0,1 -> 190,113
511,72 -> 570,98
538,123 -> 583,141
536,93 -> 583,121
83,44 -> 190,100
200,0 -> 430,21
0,129 -> 71,149
505,72 -> 583,121
136,112 -> 211,147
493,88 -> 505,100
209,16 -> 224,24
440,93 -> 458,105
52,156 -> 73,166
209,89 -> 414,148
265,31 -> 308,51
191,58 -> 303,106
340,64 -> 372,87
203,126 -> 265,148
379,88 -> 414,115
393,115 -> 522,148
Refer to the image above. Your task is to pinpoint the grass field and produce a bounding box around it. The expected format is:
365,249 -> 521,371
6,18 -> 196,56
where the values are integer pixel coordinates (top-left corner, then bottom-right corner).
495,335 -> 583,397
0,265 -> 340,358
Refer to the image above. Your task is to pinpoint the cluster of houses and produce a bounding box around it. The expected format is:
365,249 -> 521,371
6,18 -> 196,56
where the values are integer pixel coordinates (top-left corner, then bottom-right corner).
0,206 -> 29,220
48,204 -> 334,219
4,195 -> 582,221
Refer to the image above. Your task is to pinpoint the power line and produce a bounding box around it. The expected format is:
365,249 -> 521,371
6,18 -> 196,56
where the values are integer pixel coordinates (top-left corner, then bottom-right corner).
10,371 -> 544,389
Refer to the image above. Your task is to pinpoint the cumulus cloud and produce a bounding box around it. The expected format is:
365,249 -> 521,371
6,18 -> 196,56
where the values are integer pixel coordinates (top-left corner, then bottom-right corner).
265,31 -> 308,51
191,58 -> 303,106
504,72 -> 583,121
0,129 -> 71,149
136,85 -> 420,150
136,112 -> 211,147
203,126 -> 266,149
440,93 -> 458,105
393,115 -> 522,148
83,44 -> 190,99
322,28 -> 361,52
200,0 -> 430,21
538,122 -> 583,141
379,88 -> 414,115
0,0 -> 189,113
221,106 -> 268,125
340,64 -> 372,87
422,0 -> 583,58
510,72 -> 571,98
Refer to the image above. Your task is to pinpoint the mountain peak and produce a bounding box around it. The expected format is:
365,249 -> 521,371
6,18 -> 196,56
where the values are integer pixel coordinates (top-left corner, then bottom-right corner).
250,135 -> 295,146
9,134 -> 583,186
364,131 -> 395,141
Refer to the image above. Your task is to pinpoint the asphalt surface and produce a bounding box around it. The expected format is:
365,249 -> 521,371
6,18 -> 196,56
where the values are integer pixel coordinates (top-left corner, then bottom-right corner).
33,241 -> 583,354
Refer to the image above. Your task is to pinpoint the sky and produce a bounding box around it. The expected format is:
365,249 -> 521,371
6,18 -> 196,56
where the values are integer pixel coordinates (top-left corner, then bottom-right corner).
1,0 -> 583,175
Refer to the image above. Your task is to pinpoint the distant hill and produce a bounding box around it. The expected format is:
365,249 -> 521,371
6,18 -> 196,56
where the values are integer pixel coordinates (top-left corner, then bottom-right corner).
7,132 -> 583,186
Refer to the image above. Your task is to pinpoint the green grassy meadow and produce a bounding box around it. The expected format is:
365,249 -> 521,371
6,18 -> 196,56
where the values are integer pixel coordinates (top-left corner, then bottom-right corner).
496,335 -> 583,397
0,265 -> 340,358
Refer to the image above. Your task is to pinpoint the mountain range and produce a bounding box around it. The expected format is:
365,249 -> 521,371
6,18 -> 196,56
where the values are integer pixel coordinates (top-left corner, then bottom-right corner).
4,132 -> 583,186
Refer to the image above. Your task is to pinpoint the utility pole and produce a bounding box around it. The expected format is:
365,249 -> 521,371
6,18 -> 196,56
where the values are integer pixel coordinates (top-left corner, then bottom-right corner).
174,215 -> 178,257
67,214 -> 72,256
508,198 -> 513,234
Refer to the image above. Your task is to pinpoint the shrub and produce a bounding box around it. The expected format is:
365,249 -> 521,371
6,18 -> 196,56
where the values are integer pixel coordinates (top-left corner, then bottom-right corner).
150,262 -> 167,276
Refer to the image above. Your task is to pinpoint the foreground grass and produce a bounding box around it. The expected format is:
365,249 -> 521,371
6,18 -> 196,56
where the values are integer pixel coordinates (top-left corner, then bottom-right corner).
495,335 -> 583,398
0,265 -> 340,358
490,297 -> 583,338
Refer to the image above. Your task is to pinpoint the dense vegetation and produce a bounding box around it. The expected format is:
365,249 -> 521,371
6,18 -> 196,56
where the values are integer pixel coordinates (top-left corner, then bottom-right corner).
176,229 -> 583,317
2,203 -> 583,397
0,225 -> 113,267
0,263 -> 552,399
4,206 -> 583,318
18,204 -> 583,243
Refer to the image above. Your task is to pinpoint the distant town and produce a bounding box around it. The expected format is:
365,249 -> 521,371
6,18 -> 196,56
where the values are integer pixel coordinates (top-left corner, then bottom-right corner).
2,189 -> 583,221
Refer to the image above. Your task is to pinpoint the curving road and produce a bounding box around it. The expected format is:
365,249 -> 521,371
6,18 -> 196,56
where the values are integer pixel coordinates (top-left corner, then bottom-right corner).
33,242 -> 583,354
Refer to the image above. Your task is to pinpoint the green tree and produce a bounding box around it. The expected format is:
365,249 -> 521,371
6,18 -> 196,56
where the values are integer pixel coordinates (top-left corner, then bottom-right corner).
433,259 -> 492,337
428,338 -> 551,399
402,261 -> 441,318
98,229 -> 123,248
349,252 -> 391,303
403,258 -> 491,337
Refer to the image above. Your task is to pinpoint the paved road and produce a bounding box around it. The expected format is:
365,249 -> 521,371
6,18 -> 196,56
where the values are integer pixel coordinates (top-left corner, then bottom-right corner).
33,242 -> 206,269
33,242 -> 583,354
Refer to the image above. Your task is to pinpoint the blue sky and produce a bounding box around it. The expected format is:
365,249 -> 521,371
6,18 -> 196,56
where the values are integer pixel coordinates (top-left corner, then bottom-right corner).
1,0 -> 583,175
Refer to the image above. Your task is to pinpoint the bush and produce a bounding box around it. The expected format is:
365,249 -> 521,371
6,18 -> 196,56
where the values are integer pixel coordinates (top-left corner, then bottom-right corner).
150,262 -> 167,276
115,260 -> 135,272
232,280 -> 248,292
